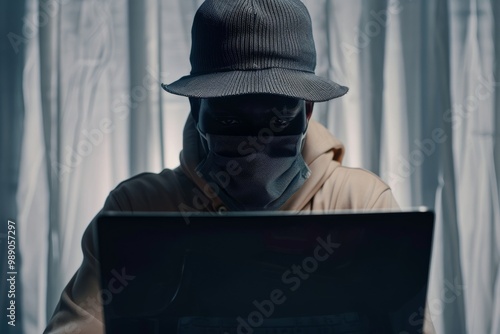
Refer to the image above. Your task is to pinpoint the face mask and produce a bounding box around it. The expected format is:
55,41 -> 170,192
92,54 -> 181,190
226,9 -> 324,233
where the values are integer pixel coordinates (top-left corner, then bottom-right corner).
195,132 -> 311,211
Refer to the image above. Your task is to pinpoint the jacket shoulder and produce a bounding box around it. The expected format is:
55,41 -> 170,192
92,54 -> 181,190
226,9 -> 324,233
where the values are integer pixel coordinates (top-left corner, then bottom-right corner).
317,166 -> 399,210
106,168 -> 194,212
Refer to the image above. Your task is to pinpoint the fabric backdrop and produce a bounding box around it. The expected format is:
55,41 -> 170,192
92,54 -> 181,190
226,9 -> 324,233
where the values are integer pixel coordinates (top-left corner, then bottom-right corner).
1,0 -> 499,333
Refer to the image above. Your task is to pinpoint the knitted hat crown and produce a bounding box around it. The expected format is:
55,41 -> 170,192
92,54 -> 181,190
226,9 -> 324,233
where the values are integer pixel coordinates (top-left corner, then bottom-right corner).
162,0 -> 348,102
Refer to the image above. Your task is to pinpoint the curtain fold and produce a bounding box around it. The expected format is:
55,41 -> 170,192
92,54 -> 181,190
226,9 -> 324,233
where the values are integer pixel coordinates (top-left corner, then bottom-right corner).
158,0 -> 200,167
493,2 -> 500,332
1,0 -> 498,333
450,0 -> 500,333
128,0 -> 163,175
0,1 -> 27,333
419,0 -> 467,332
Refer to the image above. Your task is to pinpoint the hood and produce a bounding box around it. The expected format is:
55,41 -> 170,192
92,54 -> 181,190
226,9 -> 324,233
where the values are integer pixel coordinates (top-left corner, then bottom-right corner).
179,113 -> 345,212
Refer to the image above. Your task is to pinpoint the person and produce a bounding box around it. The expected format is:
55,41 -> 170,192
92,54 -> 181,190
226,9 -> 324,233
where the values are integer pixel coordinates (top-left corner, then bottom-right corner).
43,0 -> 404,333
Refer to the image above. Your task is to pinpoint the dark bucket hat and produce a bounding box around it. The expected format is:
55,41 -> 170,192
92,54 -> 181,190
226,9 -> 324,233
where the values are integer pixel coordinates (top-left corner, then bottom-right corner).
162,0 -> 348,102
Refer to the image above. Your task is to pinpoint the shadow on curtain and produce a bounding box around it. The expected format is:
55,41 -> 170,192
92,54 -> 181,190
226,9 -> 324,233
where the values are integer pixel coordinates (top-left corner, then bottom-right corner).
1,1 -> 26,333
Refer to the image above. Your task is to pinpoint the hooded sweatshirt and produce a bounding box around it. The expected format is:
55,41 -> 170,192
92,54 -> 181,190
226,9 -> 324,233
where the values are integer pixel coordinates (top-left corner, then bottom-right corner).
43,115 -> 399,334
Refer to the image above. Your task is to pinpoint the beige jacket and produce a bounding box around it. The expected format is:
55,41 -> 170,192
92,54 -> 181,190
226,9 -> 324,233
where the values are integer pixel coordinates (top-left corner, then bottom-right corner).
44,116 -> 400,333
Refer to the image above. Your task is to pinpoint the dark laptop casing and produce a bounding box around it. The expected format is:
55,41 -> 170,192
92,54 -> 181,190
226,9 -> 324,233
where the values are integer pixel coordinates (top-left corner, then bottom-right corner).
96,211 -> 434,334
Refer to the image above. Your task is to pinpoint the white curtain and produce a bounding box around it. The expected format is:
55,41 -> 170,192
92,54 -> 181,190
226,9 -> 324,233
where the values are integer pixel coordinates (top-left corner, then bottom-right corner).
1,0 -> 498,333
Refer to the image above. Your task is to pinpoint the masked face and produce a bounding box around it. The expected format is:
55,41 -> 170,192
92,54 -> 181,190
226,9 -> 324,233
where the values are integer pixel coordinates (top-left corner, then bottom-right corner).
195,94 -> 311,211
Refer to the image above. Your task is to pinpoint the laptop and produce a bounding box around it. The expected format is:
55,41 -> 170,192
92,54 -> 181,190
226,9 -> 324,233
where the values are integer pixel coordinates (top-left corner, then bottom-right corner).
95,210 -> 434,334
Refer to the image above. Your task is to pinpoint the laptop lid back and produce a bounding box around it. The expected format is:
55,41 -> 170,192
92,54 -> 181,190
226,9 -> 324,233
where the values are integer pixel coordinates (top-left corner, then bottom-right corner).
96,211 -> 434,334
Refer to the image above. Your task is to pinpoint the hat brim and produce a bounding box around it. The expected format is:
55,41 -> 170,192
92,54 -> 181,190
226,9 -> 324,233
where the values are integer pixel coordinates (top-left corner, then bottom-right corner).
162,68 -> 348,102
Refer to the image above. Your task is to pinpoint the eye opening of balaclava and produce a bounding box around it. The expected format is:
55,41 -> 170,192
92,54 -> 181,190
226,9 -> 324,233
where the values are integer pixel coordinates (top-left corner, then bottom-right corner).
195,94 -> 311,152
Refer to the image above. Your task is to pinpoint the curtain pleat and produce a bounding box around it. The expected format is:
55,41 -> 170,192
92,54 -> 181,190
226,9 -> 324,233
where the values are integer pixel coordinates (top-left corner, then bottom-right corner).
492,0 -> 500,331
450,0 -> 500,332
0,1 -> 27,333
422,0 -> 467,332
128,0 -> 163,175
158,0 -> 200,167
18,0 -> 136,328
